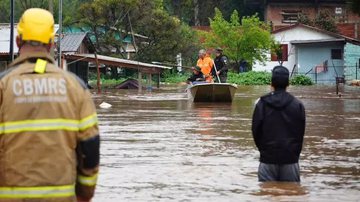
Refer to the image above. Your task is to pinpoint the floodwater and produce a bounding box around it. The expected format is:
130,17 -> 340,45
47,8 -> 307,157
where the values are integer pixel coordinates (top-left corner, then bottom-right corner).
92,84 -> 360,202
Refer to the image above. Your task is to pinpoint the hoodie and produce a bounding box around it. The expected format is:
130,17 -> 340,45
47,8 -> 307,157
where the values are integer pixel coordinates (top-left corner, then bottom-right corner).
252,90 -> 306,164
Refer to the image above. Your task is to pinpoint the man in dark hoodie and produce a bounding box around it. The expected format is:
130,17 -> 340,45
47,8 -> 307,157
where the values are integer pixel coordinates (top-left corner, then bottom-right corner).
252,65 -> 306,182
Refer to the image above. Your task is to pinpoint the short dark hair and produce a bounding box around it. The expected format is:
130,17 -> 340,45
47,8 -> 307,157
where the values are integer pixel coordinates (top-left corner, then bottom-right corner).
271,66 -> 289,89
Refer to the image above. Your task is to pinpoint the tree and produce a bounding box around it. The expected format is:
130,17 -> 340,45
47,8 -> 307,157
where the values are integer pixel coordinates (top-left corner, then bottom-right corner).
297,11 -> 338,33
348,0 -> 360,16
314,10 -> 338,33
0,0 -> 88,24
75,0 -> 199,65
134,4 -> 199,63
163,0 -> 263,26
203,8 -> 273,71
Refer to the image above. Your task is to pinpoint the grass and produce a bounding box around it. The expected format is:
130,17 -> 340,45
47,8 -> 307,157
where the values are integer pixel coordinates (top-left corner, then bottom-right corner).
88,71 -> 314,88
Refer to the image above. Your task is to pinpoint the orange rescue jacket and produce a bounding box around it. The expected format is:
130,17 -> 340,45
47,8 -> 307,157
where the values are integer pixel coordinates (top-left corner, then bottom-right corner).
196,54 -> 214,82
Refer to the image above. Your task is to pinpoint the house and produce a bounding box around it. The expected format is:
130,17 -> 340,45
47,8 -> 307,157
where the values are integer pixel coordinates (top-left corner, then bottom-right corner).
253,23 -> 360,84
58,32 -> 95,85
0,24 -> 171,91
60,32 -> 172,91
247,0 -> 360,39
63,26 -> 148,59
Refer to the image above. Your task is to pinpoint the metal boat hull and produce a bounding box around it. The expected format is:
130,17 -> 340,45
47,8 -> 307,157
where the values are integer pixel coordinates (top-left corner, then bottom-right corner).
188,83 -> 238,102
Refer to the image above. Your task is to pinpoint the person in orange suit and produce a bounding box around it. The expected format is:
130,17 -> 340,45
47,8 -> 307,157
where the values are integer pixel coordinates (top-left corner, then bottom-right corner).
196,49 -> 214,82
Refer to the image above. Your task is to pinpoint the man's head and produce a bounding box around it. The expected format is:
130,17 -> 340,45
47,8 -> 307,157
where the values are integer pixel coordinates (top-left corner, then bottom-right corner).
271,66 -> 289,90
192,66 -> 201,74
215,47 -> 223,56
198,49 -> 206,59
16,8 -> 55,51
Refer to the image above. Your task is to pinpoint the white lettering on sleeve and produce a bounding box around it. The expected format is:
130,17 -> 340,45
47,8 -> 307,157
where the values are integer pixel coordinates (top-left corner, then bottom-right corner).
58,78 -> 67,95
34,78 -> 48,95
12,79 -> 22,96
23,79 -> 33,95
48,78 -> 58,94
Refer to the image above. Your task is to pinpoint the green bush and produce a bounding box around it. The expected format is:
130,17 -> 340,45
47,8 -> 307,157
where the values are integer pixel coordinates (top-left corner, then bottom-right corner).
89,78 -> 127,88
147,70 -> 314,86
290,75 -> 313,85
162,70 -> 190,83
227,71 -> 271,85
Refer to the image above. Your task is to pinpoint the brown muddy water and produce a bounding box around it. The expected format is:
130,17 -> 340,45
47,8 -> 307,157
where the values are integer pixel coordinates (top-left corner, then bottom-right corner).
91,85 -> 359,202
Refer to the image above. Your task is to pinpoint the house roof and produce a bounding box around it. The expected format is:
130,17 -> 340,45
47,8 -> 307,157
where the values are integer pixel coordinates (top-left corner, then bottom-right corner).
291,38 -> 345,44
64,53 -> 171,74
59,32 -> 88,52
272,23 -> 360,45
63,26 -> 148,42
0,24 -> 59,54
264,0 -> 346,4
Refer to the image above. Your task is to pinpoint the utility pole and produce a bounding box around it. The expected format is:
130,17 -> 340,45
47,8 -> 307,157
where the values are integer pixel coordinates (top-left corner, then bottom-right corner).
58,0 -> 63,68
49,0 -> 53,14
49,0 -> 56,58
10,0 -> 14,62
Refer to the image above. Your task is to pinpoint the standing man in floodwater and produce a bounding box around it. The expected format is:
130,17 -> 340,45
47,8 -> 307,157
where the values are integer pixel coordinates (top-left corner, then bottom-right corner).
197,49 -> 214,83
252,66 -> 305,182
0,8 -> 100,202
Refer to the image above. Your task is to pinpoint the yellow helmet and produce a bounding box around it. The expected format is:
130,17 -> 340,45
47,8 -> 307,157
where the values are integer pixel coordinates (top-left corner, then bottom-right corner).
17,8 -> 55,44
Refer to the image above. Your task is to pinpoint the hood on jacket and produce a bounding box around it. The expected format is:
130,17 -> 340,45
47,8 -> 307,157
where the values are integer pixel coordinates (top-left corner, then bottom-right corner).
261,90 -> 294,110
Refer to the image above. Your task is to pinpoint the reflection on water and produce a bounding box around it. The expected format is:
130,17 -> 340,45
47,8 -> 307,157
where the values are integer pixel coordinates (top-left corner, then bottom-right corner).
253,182 -> 308,196
92,85 -> 360,202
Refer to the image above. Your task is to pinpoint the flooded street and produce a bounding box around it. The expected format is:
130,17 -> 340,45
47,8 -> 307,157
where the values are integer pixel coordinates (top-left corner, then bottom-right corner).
92,85 -> 360,202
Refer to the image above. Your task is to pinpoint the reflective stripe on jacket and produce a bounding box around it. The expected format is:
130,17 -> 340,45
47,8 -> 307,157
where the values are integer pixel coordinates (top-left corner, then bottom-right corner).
0,184 -> 75,199
0,52 -> 100,202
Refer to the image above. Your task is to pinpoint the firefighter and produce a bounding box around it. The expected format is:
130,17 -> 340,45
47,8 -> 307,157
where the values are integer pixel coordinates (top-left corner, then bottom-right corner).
0,8 -> 100,202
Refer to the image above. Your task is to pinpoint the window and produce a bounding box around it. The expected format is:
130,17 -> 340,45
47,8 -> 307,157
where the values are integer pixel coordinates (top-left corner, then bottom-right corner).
271,44 -> 288,62
281,10 -> 301,24
331,49 -> 342,60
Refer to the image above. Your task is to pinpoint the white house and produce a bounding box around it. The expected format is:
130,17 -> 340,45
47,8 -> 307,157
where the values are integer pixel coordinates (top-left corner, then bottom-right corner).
253,23 -> 360,84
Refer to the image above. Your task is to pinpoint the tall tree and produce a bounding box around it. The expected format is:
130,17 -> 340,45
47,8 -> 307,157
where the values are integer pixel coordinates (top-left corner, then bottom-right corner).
0,0 -> 10,22
298,10 -> 338,33
0,0 -> 87,23
163,0 -> 263,26
348,0 -> 360,15
133,1 -> 199,63
76,0 -> 142,56
18,0 -> 47,10
75,0 -> 199,64
203,8 -> 273,70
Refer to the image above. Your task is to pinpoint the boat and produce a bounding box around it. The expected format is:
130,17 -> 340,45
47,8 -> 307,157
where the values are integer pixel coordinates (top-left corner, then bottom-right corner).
187,83 -> 238,102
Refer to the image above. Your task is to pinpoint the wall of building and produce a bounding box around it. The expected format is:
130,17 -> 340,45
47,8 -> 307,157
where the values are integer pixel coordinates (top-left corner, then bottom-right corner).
266,4 -> 317,26
67,60 -> 89,85
297,43 -> 344,84
344,42 -> 360,81
337,23 -> 360,39
0,61 -> 8,72
266,2 -> 360,39
253,26 -> 337,74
